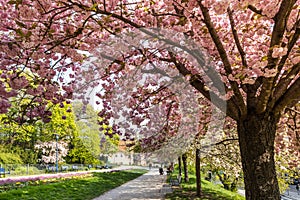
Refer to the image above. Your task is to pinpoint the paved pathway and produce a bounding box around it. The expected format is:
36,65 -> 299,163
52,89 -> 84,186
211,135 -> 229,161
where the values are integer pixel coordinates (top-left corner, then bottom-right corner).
281,185 -> 300,200
93,168 -> 172,200
237,185 -> 300,200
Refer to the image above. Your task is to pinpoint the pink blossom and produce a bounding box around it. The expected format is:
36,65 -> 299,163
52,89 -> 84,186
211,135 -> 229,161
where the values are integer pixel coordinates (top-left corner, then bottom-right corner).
272,47 -> 288,58
291,55 -> 300,64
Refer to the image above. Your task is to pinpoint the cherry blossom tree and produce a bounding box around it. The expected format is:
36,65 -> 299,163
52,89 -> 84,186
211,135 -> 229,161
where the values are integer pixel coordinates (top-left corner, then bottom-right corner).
201,125 -> 242,192
0,1 -> 299,199
276,104 -> 300,168
34,140 -> 69,164
275,102 -> 300,185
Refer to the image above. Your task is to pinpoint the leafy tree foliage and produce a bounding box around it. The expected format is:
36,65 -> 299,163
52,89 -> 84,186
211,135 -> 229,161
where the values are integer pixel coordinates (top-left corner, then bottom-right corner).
73,101 -> 101,158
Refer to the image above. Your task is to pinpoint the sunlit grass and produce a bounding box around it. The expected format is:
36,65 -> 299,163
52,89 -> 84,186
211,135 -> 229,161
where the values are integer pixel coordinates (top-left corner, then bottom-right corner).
0,169 -> 147,200
166,174 -> 245,200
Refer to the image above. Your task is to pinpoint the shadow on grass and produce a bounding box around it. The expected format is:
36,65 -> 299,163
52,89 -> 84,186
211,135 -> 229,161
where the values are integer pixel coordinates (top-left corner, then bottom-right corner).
0,169 -> 147,200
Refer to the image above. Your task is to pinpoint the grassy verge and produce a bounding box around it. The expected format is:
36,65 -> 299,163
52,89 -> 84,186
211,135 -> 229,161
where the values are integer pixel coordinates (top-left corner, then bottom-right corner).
165,174 -> 245,200
0,169 -> 147,200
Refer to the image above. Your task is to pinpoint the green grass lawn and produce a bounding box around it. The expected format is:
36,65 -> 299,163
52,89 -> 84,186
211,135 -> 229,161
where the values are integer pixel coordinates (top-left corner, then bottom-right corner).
166,174 -> 245,200
0,169 -> 147,200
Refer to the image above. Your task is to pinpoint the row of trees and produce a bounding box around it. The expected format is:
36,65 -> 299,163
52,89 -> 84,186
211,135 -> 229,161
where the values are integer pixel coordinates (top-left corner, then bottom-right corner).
136,104 -> 299,196
169,108 -> 299,195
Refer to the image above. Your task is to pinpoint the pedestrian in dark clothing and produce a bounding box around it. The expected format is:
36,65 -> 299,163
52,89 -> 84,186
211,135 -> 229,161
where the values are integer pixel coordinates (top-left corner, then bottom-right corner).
159,167 -> 164,175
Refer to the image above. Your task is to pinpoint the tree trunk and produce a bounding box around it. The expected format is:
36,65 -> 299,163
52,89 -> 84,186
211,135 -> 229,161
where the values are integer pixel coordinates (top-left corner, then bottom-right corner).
178,156 -> 182,176
195,148 -> 201,197
237,113 -> 280,200
182,153 -> 189,182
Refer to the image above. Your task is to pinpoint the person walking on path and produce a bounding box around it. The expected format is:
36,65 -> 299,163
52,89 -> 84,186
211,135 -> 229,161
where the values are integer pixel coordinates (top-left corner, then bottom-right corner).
93,168 -> 172,200
296,183 -> 300,195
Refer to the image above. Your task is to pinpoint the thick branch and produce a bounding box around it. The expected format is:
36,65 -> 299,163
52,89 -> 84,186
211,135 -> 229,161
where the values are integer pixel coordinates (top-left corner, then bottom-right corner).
168,53 -> 240,119
270,24 -> 300,108
273,63 -> 300,105
274,77 -> 300,114
247,5 -> 262,15
198,1 -> 246,117
256,0 -> 297,113
277,21 -> 300,72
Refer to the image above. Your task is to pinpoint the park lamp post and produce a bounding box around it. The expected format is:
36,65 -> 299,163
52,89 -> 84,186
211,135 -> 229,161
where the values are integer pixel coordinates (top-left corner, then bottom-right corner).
55,134 -> 59,173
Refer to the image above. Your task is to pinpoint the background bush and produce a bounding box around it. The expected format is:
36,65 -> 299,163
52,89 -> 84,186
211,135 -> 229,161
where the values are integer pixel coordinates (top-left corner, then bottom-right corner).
0,153 -> 23,164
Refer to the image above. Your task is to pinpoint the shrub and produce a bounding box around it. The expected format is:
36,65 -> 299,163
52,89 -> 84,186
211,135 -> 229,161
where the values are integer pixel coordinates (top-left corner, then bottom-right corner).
13,166 -> 41,176
0,153 -> 23,164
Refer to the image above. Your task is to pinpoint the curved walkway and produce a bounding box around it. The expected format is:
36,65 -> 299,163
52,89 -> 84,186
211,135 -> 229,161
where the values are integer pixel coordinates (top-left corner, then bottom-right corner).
93,168 -> 172,200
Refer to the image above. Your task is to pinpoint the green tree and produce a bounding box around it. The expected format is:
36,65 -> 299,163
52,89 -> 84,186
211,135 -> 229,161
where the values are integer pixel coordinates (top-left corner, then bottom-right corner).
73,101 -> 101,158
65,137 -> 100,164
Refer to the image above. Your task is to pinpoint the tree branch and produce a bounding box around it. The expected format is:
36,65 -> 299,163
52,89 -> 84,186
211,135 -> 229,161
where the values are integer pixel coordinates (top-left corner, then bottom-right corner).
167,53 -> 234,115
256,0 -> 297,113
273,63 -> 300,105
197,0 -> 246,118
202,138 -> 238,149
247,5 -> 262,15
274,77 -> 300,114
277,20 -> 300,72
227,8 -> 247,68
286,107 -> 300,115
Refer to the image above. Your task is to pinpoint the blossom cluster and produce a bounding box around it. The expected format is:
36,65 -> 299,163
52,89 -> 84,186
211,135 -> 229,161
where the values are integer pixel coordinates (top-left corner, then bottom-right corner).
34,141 -> 69,164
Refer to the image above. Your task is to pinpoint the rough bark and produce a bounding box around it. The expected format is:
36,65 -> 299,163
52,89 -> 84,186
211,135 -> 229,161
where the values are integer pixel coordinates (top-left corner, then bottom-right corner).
182,153 -> 189,182
237,112 -> 280,200
195,148 -> 201,197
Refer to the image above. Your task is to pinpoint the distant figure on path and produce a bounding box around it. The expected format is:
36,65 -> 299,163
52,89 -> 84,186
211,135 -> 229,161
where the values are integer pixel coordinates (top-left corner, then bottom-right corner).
296,183 -> 299,195
166,164 -> 174,175
159,167 -> 164,175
